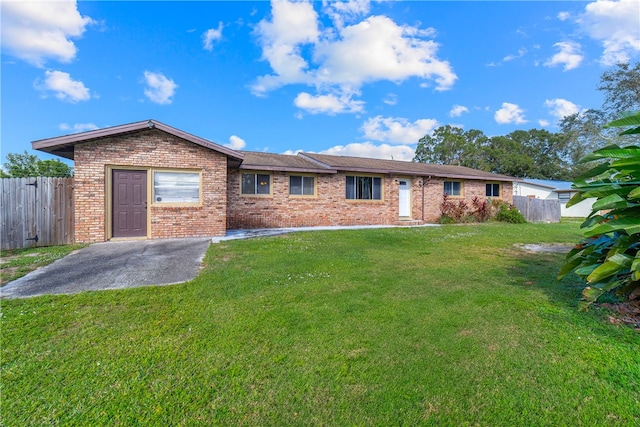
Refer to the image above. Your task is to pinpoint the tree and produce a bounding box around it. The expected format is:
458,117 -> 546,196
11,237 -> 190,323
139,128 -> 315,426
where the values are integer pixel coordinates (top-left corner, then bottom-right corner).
559,112 -> 640,307
2,151 -> 73,178
559,109 -> 610,164
501,129 -> 571,179
559,62 -> 640,176
414,125 -> 483,166
414,126 -> 570,179
598,62 -> 640,117
485,135 -> 536,177
38,159 -> 74,178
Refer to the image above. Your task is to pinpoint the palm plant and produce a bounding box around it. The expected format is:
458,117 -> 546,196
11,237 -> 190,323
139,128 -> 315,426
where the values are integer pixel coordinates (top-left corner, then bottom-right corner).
559,112 -> 640,307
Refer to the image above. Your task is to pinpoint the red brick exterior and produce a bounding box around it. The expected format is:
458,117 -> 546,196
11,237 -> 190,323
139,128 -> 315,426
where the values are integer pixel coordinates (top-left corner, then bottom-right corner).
226,171 -> 514,229
72,129 -> 515,241
73,129 -> 227,243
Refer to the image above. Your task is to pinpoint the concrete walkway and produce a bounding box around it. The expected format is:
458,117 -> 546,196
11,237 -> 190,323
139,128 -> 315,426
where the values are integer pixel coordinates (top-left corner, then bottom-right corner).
2,223 -> 438,299
2,238 -> 211,299
212,223 -> 437,243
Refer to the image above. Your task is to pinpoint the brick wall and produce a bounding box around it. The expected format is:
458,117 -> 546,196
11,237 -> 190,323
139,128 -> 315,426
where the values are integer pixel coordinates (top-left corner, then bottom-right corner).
73,129 -> 227,242
226,171 -> 514,229
421,178 -> 514,222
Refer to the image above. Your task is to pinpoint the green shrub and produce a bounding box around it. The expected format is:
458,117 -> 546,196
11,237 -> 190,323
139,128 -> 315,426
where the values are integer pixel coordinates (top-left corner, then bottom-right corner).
439,195 -> 526,224
495,202 -> 527,223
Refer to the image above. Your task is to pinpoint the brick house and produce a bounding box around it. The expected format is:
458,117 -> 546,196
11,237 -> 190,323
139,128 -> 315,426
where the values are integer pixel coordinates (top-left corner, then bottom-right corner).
33,119 -> 515,243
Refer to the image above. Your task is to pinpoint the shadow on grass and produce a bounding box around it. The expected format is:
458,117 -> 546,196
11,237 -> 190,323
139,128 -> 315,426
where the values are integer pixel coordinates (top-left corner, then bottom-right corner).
506,249 -> 639,340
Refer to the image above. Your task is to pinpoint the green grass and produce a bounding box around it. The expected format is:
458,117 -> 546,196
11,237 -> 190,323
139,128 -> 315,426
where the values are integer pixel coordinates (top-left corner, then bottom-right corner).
2,223 -> 639,426
1,244 -> 87,286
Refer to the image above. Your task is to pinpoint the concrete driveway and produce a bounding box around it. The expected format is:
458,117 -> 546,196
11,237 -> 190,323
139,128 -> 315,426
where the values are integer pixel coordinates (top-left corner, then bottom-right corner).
1,238 -> 211,299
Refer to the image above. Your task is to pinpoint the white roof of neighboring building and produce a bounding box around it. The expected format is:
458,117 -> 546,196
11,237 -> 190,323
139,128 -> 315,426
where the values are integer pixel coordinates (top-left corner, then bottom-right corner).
521,179 -> 574,191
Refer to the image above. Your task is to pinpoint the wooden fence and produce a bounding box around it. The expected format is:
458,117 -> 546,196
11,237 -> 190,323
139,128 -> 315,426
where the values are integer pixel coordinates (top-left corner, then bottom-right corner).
513,195 -> 561,223
1,177 -> 74,250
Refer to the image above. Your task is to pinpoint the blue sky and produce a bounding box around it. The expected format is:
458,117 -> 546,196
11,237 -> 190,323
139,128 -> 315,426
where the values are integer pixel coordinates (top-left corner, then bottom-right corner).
2,0 -> 639,166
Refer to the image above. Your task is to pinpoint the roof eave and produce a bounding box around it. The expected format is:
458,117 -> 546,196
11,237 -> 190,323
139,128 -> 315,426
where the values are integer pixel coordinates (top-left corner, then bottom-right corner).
31,119 -> 244,162
238,164 -> 337,174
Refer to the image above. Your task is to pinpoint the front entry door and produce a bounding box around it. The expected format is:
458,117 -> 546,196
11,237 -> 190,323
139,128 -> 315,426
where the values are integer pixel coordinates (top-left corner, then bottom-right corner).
112,169 -> 147,238
398,179 -> 411,217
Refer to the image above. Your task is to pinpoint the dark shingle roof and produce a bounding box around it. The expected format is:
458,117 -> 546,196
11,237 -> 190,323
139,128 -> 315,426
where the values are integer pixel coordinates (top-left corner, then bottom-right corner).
238,151 -> 336,173
31,119 -> 517,183
300,153 -> 516,182
32,119 -> 244,161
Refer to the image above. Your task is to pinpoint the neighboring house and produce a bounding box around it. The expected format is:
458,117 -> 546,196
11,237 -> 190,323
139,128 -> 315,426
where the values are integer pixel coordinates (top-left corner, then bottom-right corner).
513,179 -> 594,218
33,119 -> 517,243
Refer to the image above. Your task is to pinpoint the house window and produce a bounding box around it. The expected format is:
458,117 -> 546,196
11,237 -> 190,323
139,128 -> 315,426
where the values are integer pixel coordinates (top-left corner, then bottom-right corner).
290,175 -> 315,196
346,176 -> 382,200
558,192 -> 571,203
486,183 -> 500,197
153,171 -> 200,203
443,181 -> 461,196
242,173 -> 271,195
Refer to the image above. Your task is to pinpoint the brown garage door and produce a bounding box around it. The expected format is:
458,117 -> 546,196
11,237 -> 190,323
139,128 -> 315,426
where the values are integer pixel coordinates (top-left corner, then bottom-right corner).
112,169 -> 147,238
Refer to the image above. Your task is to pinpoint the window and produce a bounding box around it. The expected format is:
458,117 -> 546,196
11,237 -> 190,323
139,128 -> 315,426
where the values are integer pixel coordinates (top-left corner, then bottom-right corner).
242,173 -> 271,195
443,181 -> 461,196
346,176 -> 382,200
486,183 -> 500,197
558,192 -> 571,203
153,171 -> 200,204
290,175 -> 315,196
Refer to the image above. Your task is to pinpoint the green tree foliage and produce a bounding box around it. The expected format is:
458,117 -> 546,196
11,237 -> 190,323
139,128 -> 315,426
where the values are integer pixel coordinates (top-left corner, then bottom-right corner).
559,112 -> 640,307
413,125 -> 487,168
559,109 -> 610,166
559,62 -> 639,175
414,126 -> 571,179
415,62 -> 640,180
598,62 -> 640,116
2,151 -> 73,178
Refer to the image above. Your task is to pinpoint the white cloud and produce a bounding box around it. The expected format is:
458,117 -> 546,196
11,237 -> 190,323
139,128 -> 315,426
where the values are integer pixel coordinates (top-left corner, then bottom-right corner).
577,0 -> 640,66
323,0 -> 370,29
503,48 -> 527,62
36,70 -> 90,102
361,116 -> 438,144
320,141 -> 416,161
252,0 -> 319,93
282,149 -> 302,156
59,122 -> 98,133
545,41 -> 583,71
557,11 -> 571,21
252,0 -> 456,112
544,98 -> 581,121
313,15 -> 456,90
203,22 -> 224,51
383,93 -> 397,105
225,135 -> 246,150
538,119 -> 551,127
143,71 -> 178,105
495,102 -> 527,125
1,1 -> 94,67
449,105 -> 469,117
294,91 -> 364,114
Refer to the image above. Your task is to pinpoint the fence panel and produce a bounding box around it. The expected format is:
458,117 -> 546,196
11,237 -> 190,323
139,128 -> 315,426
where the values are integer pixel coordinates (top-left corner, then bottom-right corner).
513,195 -> 561,223
1,177 -> 74,250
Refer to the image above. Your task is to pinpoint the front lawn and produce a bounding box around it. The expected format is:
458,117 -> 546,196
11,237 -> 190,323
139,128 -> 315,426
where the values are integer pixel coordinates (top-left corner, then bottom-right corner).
1,244 -> 87,286
2,223 -> 639,425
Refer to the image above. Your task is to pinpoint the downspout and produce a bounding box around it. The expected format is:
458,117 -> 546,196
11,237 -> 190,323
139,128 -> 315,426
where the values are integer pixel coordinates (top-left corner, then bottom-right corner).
422,176 -> 431,222
422,178 -> 424,222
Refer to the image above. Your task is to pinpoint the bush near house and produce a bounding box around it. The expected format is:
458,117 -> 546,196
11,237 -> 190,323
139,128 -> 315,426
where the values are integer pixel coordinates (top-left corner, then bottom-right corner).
439,194 -> 526,224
